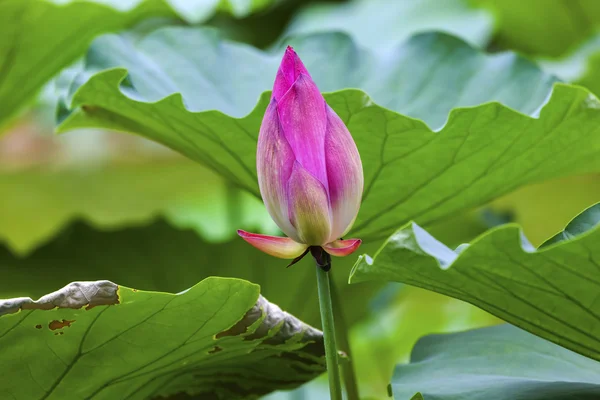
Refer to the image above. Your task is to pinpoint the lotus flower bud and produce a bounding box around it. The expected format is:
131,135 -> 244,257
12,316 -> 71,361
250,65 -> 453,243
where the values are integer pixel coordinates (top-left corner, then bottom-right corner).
238,46 -> 363,263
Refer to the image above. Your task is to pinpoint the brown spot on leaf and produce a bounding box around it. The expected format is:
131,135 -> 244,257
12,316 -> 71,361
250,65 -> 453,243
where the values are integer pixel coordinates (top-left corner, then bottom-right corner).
132,289 -> 138,292
209,346 -> 222,354
35,324 -> 42,329
49,319 -> 75,331
81,105 -> 99,113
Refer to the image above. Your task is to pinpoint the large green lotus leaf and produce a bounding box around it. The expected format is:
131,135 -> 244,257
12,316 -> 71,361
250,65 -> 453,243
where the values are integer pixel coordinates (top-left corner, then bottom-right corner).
0,278 -> 324,400
351,203 -> 600,361
58,28 -> 557,131
0,157 -> 275,254
0,218 -> 381,329
392,324 -> 600,400
0,0 -> 278,129
58,27 -> 600,244
285,0 -> 493,51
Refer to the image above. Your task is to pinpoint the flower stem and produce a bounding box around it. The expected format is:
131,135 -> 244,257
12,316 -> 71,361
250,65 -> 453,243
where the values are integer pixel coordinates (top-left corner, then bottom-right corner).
331,280 -> 360,400
314,249 -> 343,400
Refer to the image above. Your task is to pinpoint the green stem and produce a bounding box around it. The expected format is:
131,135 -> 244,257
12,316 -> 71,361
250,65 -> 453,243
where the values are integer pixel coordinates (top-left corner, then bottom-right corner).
331,280 -> 360,400
316,260 -> 343,400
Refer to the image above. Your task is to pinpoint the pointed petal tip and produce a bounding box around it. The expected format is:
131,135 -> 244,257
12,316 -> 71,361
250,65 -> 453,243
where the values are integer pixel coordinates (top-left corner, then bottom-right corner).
273,45 -> 312,101
282,45 -> 299,65
323,238 -> 362,257
237,230 -> 308,259
284,46 -> 299,62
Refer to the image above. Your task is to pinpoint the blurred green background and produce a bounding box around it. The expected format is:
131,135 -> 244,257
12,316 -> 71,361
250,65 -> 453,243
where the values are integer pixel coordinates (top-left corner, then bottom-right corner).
3,0 -> 600,398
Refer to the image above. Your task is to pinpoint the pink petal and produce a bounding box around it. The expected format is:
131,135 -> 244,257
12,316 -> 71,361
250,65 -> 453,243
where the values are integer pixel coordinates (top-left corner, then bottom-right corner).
278,74 -> 329,190
257,100 -> 300,241
287,161 -> 331,245
325,105 -> 364,241
237,230 -> 308,259
272,46 -> 312,101
323,239 -> 362,257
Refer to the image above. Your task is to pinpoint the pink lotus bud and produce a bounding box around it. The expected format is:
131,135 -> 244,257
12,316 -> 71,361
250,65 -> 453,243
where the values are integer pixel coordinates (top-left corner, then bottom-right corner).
238,47 -> 363,263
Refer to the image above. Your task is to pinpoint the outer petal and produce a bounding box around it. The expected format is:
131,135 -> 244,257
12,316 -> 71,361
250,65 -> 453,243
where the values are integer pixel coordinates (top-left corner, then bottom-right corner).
272,46 -> 312,102
278,74 -> 329,190
237,230 -> 308,259
256,100 -> 299,242
323,239 -> 362,257
287,161 -> 331,245
325,105 -> 364,241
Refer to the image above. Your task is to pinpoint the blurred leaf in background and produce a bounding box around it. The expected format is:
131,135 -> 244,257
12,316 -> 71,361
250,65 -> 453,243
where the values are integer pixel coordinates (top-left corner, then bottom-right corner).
539,33 -> 600,100
285,0 -> 494,51
0,0 -> 283,129
285,0 -> 600,58
475,0 -> 600,57
0,150 -> 274,254
489,174 -> 600,246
